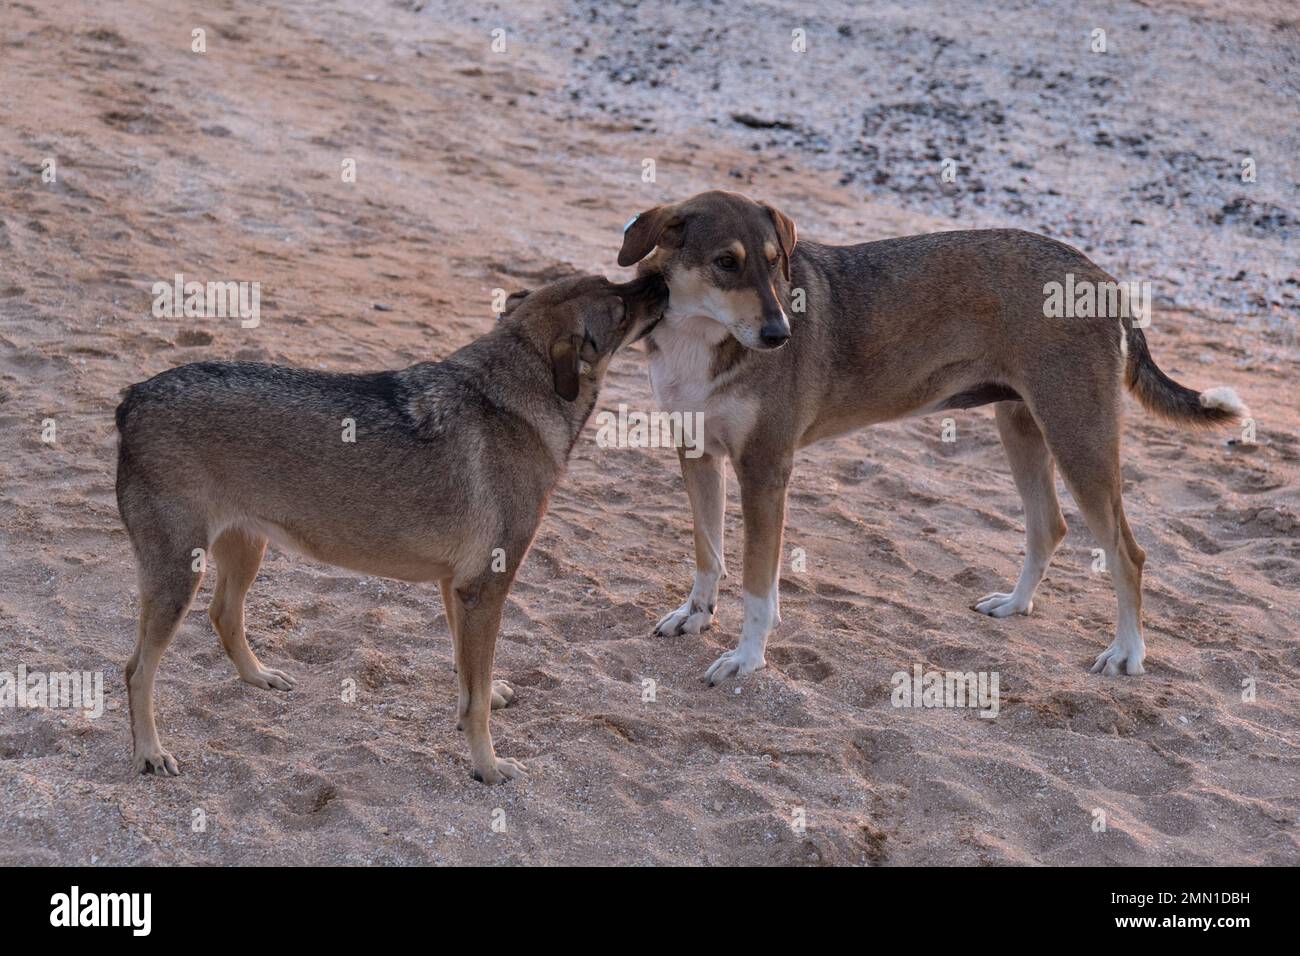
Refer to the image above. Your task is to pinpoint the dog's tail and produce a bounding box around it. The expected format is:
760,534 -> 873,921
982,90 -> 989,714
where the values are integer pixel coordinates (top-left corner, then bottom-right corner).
1124,323 -> 1249,427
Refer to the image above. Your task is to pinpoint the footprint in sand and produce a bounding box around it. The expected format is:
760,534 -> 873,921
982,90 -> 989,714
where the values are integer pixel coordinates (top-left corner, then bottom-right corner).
285,631 -> 350,665
767,644 -> 833,683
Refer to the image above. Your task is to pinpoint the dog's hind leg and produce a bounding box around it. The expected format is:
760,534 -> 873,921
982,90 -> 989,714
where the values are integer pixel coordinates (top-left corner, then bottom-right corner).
209,528 -> 295,691
440,576 -> 459,674
440,576 -> 513,710
973,401 -> 1068,617
1035,396 -> 1147,675
452,577 -> 526,783
124,526 -> 205,775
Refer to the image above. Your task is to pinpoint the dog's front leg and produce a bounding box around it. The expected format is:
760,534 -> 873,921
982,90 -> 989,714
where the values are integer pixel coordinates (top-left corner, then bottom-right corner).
655,449 -> 726,637
441,576 -> 515,710
704,452 -> 791,685
453,577 -> 527,784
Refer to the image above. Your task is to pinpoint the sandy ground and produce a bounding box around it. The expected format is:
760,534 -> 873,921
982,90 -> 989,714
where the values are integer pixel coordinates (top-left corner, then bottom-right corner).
0,0 -> 1296,865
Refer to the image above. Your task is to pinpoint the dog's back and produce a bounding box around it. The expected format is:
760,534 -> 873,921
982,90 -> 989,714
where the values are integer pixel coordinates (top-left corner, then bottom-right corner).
115,361 -> 514,580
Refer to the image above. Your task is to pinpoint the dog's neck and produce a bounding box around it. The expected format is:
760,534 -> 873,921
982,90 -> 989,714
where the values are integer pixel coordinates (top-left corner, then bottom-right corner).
645,311 -> 756,400
453,323 -> 605,470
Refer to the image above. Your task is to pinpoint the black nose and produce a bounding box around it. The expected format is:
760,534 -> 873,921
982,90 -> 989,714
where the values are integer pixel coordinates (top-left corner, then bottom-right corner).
759,324 -> 790,348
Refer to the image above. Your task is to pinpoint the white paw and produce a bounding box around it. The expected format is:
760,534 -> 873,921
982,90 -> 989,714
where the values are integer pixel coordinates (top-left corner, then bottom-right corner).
703,647 -> 766,686
655,598 -> 714,637
490,679 -> 515,710
1091,638 -> 1146,676
973,591 -> 1033,618
243,667 -> 297,691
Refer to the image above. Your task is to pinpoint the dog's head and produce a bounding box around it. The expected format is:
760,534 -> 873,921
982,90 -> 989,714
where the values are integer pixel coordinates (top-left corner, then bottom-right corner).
503,273 -> 668,401
616,190 -> 797,351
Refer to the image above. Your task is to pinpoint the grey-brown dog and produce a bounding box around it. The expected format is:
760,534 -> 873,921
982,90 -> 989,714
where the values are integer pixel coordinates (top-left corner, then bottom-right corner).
115,273 -> 666,783
618,190 -> 1247,685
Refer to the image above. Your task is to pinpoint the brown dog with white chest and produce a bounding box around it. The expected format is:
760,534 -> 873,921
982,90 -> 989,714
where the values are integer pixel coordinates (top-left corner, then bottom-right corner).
618,190 -> 1247,684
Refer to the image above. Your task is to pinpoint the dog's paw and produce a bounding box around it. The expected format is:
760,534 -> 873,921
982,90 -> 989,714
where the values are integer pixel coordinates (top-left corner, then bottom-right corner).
704,647 -> 766,686
972,591 -> 1033,617
242,666 -> 296,691
472,757 -> 528,785
490,680 -> 515,710
1090,637 -> 1146,676
655,599 -> 714,637
134,747 -> 180,776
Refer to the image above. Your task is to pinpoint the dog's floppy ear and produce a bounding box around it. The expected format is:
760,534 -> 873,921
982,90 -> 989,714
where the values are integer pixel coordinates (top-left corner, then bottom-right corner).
550,334 -> 582,401
762,202 -> 798,281
617,205 -> 685,267
578,297 -> 623,359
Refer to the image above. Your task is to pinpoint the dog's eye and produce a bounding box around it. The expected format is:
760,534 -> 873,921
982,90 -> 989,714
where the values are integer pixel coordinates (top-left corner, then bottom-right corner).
715,255 -> 738,272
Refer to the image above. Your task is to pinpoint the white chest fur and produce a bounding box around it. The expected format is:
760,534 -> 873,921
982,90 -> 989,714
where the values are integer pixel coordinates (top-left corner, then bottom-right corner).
647,315 -> 757,459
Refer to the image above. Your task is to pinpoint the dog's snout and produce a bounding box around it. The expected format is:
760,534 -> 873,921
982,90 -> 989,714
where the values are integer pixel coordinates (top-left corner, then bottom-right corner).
759,318 -> 791,349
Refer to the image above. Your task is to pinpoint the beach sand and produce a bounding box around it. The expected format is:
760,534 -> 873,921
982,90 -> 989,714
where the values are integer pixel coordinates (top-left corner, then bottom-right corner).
0,0 -> 1296,864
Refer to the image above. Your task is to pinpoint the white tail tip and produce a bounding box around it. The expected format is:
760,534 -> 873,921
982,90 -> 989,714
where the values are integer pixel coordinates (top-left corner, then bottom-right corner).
1199,386 -> 1249,419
